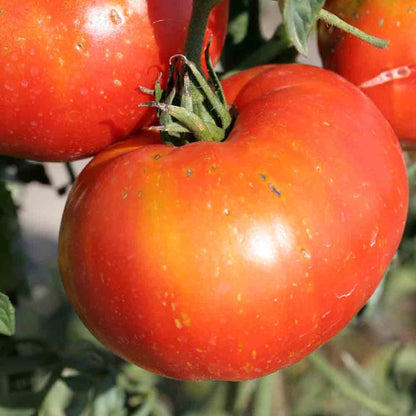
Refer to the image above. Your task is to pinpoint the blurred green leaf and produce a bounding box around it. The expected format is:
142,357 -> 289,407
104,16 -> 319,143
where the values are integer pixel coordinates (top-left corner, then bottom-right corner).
118,363 -> 159,393
39,379 -> 75,416
279,0 -> 324,54
0,181 -> 24,296
0,294 -> 15,336
0,407 -> 33,416
91,377 -> 127,416
62,375 -> 95,393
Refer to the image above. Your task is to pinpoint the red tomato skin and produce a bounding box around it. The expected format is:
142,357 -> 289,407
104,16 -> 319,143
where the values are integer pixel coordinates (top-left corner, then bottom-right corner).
59,64 -> 408,381
0,0 -> 228,161
319,0 -> 416,145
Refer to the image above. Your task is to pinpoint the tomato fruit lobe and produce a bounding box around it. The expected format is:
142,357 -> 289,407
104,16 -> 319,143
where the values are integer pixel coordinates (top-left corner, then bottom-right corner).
319,0 -> 416,145
0,0 -> 228,161
59,64 -> 408,381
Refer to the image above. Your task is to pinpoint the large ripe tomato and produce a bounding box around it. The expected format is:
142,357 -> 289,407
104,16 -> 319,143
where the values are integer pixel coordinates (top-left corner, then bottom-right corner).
0,0 -> 228,161
58,64 -> 408,381
319,0 -> 416,145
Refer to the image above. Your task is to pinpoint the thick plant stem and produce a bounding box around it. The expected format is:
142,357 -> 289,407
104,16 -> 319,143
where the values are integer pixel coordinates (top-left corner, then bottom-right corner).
309,352 -> 396,416
185,0 -> 222,68
319,9 -> 388,49
252,372 -> 277,416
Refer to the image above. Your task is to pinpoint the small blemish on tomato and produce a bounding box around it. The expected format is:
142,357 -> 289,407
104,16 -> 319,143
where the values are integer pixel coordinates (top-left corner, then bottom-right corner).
259,173 -> 267,181
174,319 -> 182,329
224,208 -> 230,216
268,183 -> 281,196
181,312 -> 191,327
110,8 -> 123,25
378,18 -> 384,27
301,248 -> 311,259
153,154 -> 161,160
187,169 -> 193,177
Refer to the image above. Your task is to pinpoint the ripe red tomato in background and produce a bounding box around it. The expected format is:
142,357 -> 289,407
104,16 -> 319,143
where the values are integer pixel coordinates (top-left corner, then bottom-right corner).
0,0 -> 229,161
319,0 -> 416,145
58,64 -> 408,381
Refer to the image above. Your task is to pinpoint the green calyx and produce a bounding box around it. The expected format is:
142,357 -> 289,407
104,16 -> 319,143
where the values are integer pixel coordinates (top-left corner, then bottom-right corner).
140,45 -> 233,146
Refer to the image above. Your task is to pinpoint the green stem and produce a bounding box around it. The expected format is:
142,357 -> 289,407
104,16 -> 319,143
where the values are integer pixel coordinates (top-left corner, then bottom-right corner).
252,372 -> 277,416
319,9 -> 388,49
184,0 -> 222,67
232,380 -> 259,415
309,352 -> 396,416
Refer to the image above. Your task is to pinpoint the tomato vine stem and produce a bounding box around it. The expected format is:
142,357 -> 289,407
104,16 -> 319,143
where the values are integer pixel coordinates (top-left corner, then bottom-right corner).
309,351 -> 397,416
140,53 -> 232,145
319,9 -> 388,49
185,0 -> 223,69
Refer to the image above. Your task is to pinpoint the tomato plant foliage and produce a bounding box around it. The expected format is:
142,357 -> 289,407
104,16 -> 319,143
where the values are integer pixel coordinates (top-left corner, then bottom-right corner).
279,0 -> 325,55
59,64 -> 407,381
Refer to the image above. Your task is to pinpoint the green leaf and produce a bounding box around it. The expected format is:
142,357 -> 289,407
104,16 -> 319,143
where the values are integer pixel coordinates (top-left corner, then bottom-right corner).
62,375 -> 95,392
0,293 -> 15,336
0,181 -> 24,295
0,407 -> 34,416
280,0 -> 325,55
93,386 -> 127,416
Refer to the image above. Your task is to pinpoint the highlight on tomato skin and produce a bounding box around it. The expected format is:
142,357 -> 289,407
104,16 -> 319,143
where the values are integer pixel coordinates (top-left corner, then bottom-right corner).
0,0 -> 229,162
57,63 -> 408,382
318,0 -> 416,145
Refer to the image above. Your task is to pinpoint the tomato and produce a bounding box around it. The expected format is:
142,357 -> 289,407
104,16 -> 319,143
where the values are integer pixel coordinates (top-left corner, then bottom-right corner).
0,0 -> 229,162
319,0 -> 416,145
58,64 -> 408,381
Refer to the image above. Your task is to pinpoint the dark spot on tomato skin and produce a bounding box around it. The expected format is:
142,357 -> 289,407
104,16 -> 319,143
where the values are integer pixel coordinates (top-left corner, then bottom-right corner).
259,173 -> 267,182
268,183 -> 281,197
187,169 -> 193,177
153,154 -> 161,160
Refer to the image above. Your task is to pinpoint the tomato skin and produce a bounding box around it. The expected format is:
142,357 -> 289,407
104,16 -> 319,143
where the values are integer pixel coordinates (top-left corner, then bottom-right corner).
59,64 -> 408,381
318,0 -> 416,145
0,0 -> 228,162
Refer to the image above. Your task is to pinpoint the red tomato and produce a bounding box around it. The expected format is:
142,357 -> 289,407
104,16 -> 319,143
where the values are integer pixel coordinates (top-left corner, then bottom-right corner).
0,0 -> 228,161
319,0 -> 416,145
58,64 -> 408,381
